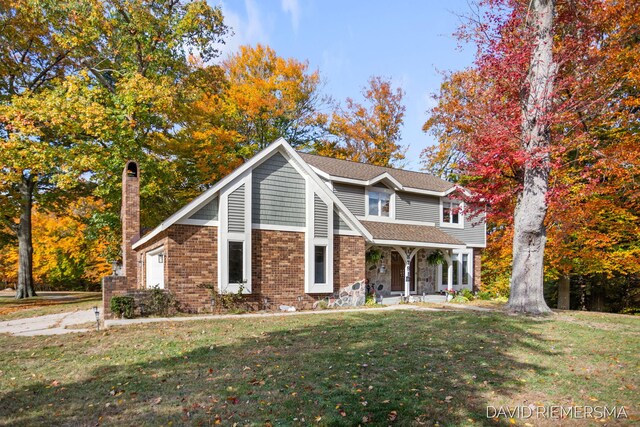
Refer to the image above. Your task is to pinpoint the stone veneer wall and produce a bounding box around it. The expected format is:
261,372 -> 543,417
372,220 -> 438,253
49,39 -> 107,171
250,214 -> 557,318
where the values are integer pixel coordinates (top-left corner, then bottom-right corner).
333,235 -> 366,292
473,248 -> 482,292
366,247 -> 437,295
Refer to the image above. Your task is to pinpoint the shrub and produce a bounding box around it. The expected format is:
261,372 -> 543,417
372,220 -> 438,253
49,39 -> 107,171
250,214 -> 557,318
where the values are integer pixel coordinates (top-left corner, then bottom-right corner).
198,283 -> 247,313
364,294 -> 378,307
460,288 -> 475,300
110,295 -> 135,319
451,295 -> 470,303
140,286 -> 178,316
477,291 -> 493,300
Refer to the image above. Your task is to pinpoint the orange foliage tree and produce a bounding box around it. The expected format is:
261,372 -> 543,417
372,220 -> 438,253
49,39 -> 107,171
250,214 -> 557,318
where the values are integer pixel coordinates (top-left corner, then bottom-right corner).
316,76 -> 406,167
0,199 -> 111,290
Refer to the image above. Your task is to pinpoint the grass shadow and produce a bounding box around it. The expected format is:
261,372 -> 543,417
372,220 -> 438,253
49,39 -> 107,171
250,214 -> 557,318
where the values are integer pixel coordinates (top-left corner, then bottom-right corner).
0,310 -> 555,426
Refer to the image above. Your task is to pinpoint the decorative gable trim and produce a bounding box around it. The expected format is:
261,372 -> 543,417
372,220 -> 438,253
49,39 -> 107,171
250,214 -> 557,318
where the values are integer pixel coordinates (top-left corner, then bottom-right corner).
134,138 -> 372,250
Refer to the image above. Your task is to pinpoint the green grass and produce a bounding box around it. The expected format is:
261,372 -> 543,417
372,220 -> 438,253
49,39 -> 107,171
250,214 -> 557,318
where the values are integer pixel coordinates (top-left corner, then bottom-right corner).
0,292 -> 101,321
0,309 -> 638,426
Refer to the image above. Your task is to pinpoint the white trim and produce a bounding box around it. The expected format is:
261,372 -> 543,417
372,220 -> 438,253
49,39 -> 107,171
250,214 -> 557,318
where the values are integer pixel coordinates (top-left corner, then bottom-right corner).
305,181 -> 334,293
372,239 -> 465,249
218,172 -> 252,294
356,216 -> 435,227
439,198 -> 464,229
437,248 -> 474,292
134,138 -> 373,250
176,219 -> 219,227
251,223 -> 306,233
334,229 -> 360,236
403,186 -> 451,197
134,139 -> 293,249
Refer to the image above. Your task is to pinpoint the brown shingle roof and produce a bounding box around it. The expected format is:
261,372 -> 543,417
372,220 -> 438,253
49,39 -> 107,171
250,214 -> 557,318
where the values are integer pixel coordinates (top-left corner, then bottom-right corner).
361,221 -> 464,246
299,153 -> 454,193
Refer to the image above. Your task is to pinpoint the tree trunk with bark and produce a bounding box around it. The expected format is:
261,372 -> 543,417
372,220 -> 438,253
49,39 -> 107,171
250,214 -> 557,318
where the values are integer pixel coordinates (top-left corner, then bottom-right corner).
15,175 -> 37,299
507,0 -> 556,315
557,274 -> 570,309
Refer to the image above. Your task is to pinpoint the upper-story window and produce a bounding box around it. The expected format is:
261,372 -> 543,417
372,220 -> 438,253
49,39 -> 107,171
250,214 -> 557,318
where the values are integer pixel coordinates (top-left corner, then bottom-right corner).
368,191 -> 390,217
442,200 -> 462,227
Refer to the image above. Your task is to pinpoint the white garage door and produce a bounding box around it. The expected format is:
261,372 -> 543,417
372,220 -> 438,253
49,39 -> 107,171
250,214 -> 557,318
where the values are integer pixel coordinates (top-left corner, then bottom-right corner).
146,247 -> 165,289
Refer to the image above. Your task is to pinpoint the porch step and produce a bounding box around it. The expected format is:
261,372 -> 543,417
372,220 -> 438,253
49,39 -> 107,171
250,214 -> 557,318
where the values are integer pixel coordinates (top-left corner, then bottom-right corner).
380,294 -> 446,305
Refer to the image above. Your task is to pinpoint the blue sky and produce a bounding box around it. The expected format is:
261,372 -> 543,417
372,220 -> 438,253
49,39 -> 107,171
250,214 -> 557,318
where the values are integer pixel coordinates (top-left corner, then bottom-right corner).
214,0 -> 476,170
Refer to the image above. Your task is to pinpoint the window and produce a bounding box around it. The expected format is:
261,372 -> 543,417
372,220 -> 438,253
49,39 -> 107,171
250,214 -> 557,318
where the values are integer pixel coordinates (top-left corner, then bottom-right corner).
442,200 -> 461,225
228,241 -> 244,284
441,260 -> 448,286
368,191 -> 390,217
462,254 -> 469,285
314,246 -> 326,284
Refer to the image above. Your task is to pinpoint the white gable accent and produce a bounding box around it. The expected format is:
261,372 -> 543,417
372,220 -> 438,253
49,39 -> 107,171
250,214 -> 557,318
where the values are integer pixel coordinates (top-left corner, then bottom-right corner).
133,138 -> 372,250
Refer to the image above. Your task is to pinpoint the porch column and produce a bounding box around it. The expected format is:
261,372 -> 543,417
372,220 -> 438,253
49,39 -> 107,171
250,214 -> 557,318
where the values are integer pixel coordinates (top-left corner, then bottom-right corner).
447,251 -> 453,293
394,246 -> 420,298
443,250 -> 453,293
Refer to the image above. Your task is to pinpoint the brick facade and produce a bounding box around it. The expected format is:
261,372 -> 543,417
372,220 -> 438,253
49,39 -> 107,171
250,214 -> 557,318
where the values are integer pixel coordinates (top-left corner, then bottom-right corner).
333,235 -> 366,291
102,276 -> 128,319
473,248 -> 482,291
121,162 -> 140,285
165,225 -> 217,312
251,229 -> 309,307
126,228 -> 369,313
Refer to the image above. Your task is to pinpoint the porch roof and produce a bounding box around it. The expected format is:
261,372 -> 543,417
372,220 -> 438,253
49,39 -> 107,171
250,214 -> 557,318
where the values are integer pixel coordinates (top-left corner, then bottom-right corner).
361,220 -> 465,247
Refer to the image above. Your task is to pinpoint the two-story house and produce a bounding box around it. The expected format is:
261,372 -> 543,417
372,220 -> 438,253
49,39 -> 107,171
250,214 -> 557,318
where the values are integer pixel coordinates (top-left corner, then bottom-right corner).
104,138 -> 485,315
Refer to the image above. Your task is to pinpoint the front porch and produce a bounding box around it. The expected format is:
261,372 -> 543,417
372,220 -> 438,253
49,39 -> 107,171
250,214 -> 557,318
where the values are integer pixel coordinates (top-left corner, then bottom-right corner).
365,245 -> 476,298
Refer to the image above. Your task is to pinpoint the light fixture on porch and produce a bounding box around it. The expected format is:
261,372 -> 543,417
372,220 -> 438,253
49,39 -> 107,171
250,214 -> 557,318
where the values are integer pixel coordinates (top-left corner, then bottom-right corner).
158,254 -> 164,263
378,255 -> 387,273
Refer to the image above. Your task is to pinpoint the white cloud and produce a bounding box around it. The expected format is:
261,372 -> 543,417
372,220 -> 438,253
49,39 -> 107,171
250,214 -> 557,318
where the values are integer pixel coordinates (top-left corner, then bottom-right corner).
280,0 -> 300,32
217,0 -> 269,59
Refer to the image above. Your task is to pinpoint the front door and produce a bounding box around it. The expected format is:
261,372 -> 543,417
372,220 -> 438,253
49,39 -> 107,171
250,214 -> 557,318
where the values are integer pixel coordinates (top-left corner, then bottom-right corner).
391,251 -> 415,293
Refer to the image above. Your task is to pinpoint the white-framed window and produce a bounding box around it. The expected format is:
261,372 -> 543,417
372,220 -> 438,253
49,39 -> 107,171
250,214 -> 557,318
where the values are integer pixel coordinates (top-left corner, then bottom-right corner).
228,241 -> 245,284
440,199 -> 463,228
314,245 -> 327,284
438,249 -> 473,290
367,189 -> 392,217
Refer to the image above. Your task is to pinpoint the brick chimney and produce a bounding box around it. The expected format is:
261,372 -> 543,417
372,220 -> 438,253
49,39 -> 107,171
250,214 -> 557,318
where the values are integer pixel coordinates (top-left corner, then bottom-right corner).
121,161 -> 140,285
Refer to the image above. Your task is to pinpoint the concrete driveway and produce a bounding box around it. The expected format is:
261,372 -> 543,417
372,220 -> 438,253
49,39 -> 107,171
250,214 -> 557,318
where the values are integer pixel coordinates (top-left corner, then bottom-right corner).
0,309 -> 97,336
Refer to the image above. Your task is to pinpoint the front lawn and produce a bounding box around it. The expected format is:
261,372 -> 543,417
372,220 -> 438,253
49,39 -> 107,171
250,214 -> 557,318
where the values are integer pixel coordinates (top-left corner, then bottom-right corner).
0,292 -> 101,320
0,309 -> 637,426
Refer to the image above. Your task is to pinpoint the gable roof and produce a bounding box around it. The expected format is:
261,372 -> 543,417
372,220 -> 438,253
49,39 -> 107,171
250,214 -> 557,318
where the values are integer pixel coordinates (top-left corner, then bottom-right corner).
132,138 -> 373,249
298,153 -> 454,194
361,220 -> 464,248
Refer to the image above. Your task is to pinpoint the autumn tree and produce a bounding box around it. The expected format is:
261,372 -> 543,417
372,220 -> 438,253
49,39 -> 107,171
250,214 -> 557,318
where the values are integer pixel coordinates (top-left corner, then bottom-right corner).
422,0 -> 640,313
317,76 -> 406,167
0,0 -> 228,298
219,44 -> 327,159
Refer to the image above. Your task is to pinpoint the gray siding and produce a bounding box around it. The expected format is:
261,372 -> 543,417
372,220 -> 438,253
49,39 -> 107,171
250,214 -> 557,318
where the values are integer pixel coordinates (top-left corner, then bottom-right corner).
188,198 -> 218,221
396,192 -> 439,223
333,183 -> 365,216
314,194 -> 328,237
437,213 -> 486,247
228,184 -> 245,233
252,153 -> 306,226
333,210 -> 353,232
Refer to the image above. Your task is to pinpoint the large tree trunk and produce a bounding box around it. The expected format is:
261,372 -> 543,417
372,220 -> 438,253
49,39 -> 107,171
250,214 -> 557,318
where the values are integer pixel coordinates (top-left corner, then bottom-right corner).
557,274 -> 570,310
507,0 -> 556,315
15,175 -> 36,299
